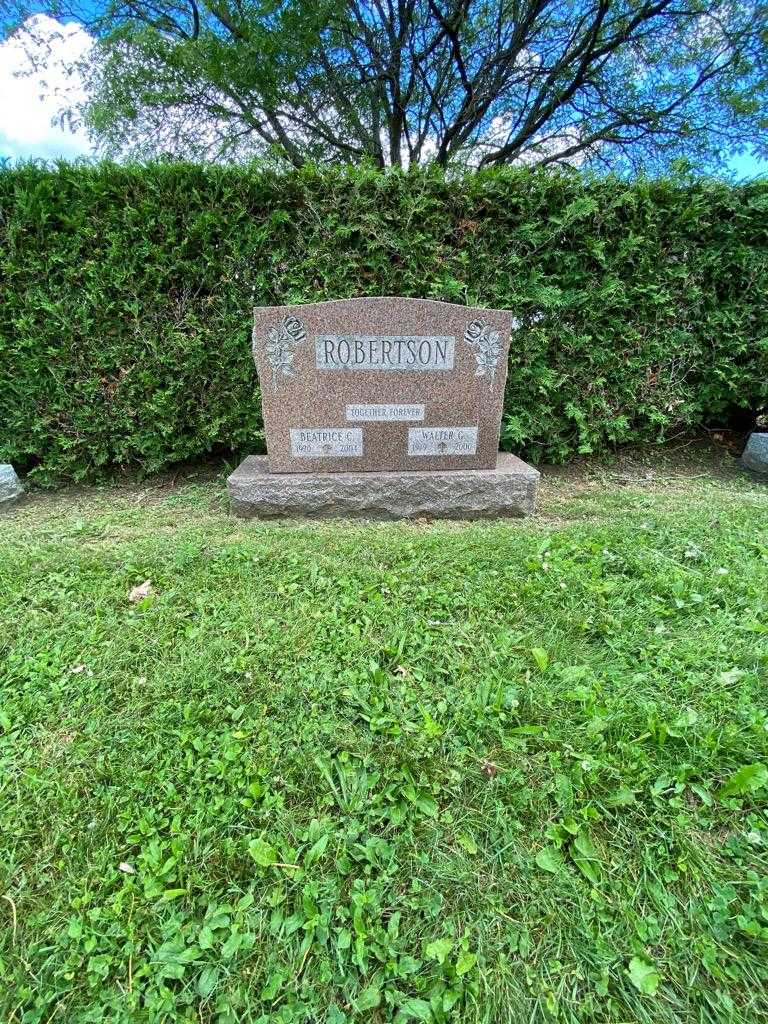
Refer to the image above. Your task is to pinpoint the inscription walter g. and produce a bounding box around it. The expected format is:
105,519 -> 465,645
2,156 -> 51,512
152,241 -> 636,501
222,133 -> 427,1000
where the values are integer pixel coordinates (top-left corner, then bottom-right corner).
316,335 -> 454,371
346,403 -> 425,422
408,426 -> 478,456
290,427 -> 363,458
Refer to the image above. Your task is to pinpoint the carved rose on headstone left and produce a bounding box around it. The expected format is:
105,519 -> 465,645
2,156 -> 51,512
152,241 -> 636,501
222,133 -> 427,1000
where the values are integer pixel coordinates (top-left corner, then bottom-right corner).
263,315 -> 307,390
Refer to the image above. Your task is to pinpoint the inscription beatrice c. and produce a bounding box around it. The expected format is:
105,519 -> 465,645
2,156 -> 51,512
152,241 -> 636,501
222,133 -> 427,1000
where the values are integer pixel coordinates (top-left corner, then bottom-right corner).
290,427 -> 363,458
316,334 -> 455,371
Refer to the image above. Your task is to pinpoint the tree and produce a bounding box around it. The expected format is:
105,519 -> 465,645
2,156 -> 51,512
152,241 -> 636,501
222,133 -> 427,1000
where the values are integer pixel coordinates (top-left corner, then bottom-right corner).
10,0 -> 768,170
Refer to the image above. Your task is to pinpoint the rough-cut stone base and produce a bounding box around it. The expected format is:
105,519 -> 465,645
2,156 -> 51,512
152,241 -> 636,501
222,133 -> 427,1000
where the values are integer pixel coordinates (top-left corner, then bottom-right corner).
228,454 -> 539,520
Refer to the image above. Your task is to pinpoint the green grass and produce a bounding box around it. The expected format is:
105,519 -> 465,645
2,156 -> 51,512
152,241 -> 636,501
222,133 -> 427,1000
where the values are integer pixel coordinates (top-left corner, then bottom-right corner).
1,467 -> 767,1023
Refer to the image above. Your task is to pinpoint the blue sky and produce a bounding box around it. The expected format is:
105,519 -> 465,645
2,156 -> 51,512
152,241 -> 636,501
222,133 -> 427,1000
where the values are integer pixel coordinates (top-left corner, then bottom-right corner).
1,14 -> 767,177
728,153 -> 768,180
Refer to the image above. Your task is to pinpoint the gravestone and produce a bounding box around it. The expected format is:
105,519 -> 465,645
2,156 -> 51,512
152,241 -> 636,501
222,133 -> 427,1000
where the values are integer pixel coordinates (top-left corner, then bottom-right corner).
228,297 -> 539,518
0,464 -> 23,506
741,431 -> 768,478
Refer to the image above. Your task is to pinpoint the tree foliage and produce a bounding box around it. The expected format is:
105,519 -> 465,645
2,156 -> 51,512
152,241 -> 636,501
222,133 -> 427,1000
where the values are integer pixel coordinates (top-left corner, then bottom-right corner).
2,162 -> 767,482
8,0 -> 768,170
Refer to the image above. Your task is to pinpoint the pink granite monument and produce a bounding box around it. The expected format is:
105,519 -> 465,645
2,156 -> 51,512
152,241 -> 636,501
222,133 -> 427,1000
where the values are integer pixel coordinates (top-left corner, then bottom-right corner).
228,297 -> 538,518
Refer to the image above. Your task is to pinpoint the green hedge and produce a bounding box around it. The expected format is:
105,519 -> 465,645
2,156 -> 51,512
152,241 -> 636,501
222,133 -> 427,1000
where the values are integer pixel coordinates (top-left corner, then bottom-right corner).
2,163 -> 767,483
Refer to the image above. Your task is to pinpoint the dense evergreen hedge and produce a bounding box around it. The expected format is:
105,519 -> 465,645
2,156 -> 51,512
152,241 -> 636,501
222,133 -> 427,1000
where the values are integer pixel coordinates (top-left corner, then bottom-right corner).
1,163 -> 767,483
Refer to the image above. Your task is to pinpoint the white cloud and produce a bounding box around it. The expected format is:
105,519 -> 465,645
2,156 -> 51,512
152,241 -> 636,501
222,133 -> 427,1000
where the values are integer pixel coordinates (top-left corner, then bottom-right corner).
0,14 -> 94,161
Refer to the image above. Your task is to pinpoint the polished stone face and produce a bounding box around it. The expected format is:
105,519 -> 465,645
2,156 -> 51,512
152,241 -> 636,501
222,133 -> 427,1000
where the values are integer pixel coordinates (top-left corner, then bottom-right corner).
252,297 -> 515,474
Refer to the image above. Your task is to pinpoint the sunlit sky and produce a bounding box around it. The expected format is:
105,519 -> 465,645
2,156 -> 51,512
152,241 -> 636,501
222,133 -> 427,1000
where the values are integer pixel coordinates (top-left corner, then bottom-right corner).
1,14 -> 766,177
728,153 -> 768,179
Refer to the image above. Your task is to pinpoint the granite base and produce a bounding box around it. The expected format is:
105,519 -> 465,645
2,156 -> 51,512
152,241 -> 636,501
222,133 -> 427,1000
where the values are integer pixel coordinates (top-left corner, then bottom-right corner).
228,454 -> 539,520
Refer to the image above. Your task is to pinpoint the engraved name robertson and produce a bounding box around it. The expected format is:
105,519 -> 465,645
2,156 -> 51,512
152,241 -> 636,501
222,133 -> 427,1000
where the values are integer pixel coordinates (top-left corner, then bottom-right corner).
316,335 -> 455,371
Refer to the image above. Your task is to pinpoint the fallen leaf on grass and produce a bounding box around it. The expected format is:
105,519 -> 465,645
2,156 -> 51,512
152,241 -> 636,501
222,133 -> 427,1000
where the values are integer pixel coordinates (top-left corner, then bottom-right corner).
128,580 -> 153,603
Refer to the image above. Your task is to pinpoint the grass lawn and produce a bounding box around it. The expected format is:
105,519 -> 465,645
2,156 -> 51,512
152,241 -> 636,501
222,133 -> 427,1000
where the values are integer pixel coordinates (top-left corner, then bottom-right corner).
1,447 -> 767,1023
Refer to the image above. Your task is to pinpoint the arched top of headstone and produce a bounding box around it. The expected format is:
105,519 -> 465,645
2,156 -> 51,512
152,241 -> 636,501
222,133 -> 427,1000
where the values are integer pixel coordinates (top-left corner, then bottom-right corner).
253,295 -> 512,313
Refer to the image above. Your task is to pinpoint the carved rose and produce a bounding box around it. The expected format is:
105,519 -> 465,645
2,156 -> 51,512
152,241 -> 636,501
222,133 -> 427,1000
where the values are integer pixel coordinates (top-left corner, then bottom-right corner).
282,316 -> 305,343
464,319 -> 501,386
265,315 -> 307,389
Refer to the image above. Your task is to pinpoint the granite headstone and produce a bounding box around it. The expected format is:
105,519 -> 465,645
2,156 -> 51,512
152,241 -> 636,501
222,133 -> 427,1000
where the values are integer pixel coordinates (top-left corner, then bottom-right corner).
742,432 -> 768,477
252,297 -> 513,474
0,464 -> 23,506
228,297 -> 539,518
